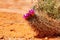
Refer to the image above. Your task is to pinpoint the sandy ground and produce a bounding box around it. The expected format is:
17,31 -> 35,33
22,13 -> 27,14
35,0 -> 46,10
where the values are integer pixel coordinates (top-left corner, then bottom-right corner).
0,0 -> 37,15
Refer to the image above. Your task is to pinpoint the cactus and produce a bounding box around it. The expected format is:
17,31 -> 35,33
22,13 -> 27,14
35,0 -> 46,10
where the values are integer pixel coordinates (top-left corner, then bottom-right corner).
23,0 -> 60,37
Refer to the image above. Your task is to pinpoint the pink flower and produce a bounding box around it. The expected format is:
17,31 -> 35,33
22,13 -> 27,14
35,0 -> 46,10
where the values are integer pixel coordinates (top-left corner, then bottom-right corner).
23,9 -> 35,19
23,13 -> 30,19
29,9 -> 35,16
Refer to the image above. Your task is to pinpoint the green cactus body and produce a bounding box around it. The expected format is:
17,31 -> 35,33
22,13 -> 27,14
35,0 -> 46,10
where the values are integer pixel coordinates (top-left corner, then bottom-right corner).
34,0 -> 60,19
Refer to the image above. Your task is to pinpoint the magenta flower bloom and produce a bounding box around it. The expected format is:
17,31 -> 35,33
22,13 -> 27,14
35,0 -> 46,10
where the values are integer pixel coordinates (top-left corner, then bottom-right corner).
23,13 -> 30,19
23,9 -> 35,19
29,9 -> 35,16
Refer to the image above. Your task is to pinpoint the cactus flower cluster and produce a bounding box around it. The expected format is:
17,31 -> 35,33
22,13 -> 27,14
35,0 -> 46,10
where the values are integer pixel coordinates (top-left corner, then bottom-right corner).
23,9 -> 35,19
